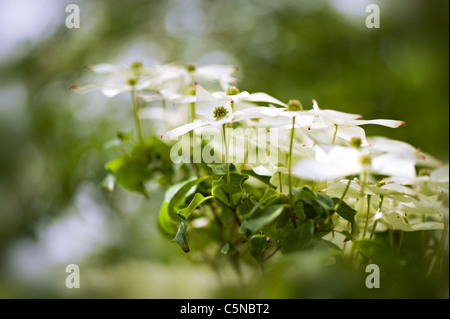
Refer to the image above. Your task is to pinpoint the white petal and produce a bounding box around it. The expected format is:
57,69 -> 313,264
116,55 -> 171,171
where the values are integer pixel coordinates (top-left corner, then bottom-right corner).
372,154 -> 417,179
195,83 -> 228,120
245,92 -> 287,107
430,164 -> 449,183
138,93 -> 162,102
101,85 -> 131,98
71,83 -> 101,94
337,125 -> 367,142
346,119 -> 406,128
251,164 -> 277,176
162,121 -> 209,138
89,63 -> 126,73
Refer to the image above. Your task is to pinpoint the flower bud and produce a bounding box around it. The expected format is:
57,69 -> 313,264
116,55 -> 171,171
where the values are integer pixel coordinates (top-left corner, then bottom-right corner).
359,154 -> 372,166
287,99 -> 303,111
349,137 -> 362,148
185,64 -> 196,72
127,77 -> 138,86
226,86 -> 240,95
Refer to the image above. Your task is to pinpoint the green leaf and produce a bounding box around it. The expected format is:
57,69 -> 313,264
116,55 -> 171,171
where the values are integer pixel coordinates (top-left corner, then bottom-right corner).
172,213 -> 190,253
168,176 -> 211,220
281,220 -> 314,254
105,155 -> 127,173
355,239 -> 390,260
178,193 -> 213,218
332,197 -> 357,225
242,169 -> 275,187
116,161 -> 150,196
239,204 -> 285,237
158,178 -> 209,236
220,242 -> 237,255
316,193 -> 334,212
212,172 -> 248,207
158,201 -> 178,236
116,129 -> 133,141
250,234 -> 270,263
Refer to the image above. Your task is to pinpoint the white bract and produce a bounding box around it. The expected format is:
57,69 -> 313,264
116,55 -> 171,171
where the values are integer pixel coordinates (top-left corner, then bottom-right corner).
71,61 -> 153,98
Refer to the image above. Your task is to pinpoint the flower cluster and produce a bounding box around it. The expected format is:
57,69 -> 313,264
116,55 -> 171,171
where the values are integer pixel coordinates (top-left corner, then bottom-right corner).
73,60 -> 448,276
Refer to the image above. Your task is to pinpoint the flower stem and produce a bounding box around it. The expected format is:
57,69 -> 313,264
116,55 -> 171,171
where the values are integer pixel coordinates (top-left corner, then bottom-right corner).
289,116 -> 297,228
331,124 -> 338,145
222,124 -> 231,187
131,89 -> 144,143
279,172 -> 283,194
363,195 -> 371,239
370,195 -> 384,239
334,178 -> 352,211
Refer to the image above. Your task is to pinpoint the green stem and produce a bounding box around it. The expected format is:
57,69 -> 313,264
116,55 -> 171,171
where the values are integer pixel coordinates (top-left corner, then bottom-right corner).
331,124 -> 338,145
370,195 -> 384,239
289,116 -> 297,228
222,124 -> 240,226
279,172 -> 283,194
334,178 -> 352,211
363,195 -> 371,239
131,89 -> 144,143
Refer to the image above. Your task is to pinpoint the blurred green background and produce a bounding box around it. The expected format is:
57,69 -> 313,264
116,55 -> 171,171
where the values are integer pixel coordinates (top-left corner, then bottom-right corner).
0,0 -> 448,298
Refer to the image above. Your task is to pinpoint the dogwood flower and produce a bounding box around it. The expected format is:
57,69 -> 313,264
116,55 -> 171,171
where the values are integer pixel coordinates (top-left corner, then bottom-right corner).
151,63 -> 238,92
71,61 -> 153,97
306,100 -> 406,144
161,84 -> 264,138
293,140 -> 418,181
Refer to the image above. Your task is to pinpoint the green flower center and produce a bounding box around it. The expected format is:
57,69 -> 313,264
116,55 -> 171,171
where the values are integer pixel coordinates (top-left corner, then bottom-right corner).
213,106 -> 229,120
226,86 -> 240,95
359,154 -> 372,166
349,137 -> 362,148
185,64 -> 196,72
131,61 -> 143,76
131,61 -> 143,70
127,77 -> 138,86
287,99 -> 303,111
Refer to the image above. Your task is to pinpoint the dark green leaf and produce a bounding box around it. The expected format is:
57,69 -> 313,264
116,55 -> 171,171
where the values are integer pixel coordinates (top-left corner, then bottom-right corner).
250,235 -> 270,263
281,220 -> 314,254
239,205 -> 285,237
168,176 -> 211,220
172,213 -> 190,253
116,161 -> 150,195
332,197 -> 357,224
178,193 -> 213,218
220,242 -> 237,255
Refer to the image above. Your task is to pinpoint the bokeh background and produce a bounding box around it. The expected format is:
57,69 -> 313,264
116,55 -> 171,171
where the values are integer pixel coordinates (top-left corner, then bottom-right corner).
0,0 -> 448,298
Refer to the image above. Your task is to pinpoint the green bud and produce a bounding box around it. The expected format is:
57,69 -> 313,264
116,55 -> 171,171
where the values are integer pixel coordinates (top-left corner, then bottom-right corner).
131,61 -> 143,70
287,99 -> 303,111
349,137 -> 362,148
418,168 -> 432,177
213,106 -> 229,120
377,180 -> 386,187
185,64 -> 196,72
359,154 -> 372,166
226,86 -> 240,95
127,77 -> 138,86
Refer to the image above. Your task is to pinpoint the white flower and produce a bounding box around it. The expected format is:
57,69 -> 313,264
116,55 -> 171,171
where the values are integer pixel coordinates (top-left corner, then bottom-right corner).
293,142 -> 418,181
307,100 -> 406,144
71,61 -> 153,98
151,63 -> 238,91
161,84 -> 265,138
